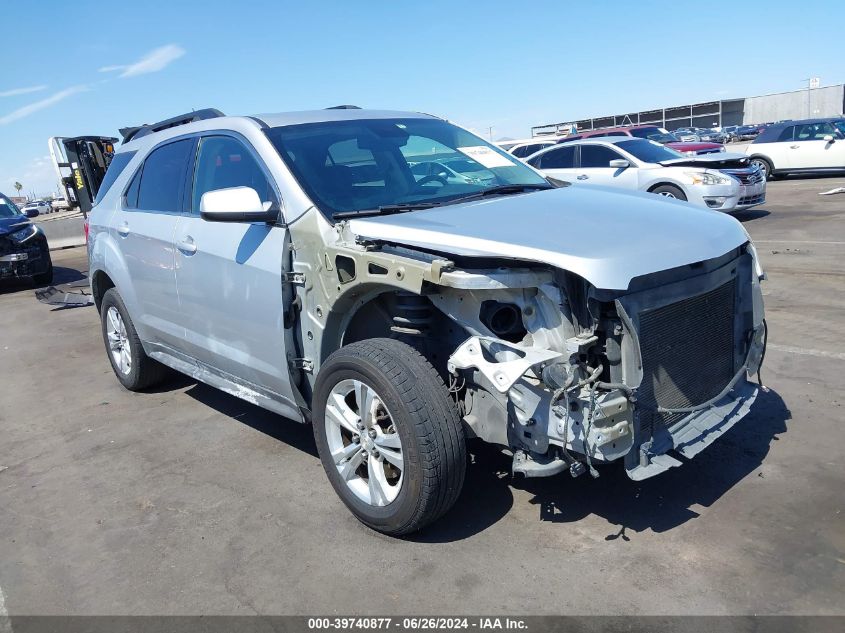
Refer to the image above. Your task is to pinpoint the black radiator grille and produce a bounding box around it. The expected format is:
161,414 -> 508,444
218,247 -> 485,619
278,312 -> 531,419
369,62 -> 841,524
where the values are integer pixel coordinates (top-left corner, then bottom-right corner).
637,279 -> 736,423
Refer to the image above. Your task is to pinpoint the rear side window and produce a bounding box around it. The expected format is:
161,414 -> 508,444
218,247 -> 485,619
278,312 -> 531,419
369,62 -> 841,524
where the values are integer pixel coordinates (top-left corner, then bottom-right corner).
580,145 -> 623,168
137,139 -> 194,212
776,126 -> 795,142
95,151 -> 136,204
191,136 -> 275,213
533,146 -> 575,169
512,143 -> 545,158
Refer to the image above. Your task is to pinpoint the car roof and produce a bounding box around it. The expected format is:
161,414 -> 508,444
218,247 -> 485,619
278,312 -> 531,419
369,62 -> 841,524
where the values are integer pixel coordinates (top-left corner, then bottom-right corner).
754,117 -> 844,143
119,108 -> 441,152
254,109 -> 438,128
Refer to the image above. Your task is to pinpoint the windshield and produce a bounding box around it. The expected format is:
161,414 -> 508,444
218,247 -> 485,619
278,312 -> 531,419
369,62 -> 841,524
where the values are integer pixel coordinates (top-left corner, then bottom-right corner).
628,127 -> 678,143
834,121 -> 845,135
616,139 -> 684,163
265,118 -> 549,218
1,197 -> 23,218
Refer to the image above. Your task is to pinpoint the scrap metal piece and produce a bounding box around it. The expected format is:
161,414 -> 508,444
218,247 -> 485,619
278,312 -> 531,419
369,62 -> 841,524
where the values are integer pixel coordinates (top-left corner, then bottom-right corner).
447,336 -> 562,393
35,285 -> 94,308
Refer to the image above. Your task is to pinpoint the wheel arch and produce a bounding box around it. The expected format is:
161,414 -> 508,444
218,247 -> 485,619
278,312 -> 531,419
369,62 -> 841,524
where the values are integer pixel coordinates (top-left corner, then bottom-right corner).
748,153 -> 775,169
646,180 -> 687,195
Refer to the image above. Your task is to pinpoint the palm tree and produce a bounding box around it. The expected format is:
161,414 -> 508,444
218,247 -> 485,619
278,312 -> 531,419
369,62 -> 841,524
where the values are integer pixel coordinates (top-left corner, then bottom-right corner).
14,181 -> 22,196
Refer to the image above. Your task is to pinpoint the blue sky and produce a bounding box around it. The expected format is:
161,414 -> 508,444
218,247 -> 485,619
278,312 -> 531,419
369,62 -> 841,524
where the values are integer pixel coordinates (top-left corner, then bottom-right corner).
2,0 -> 842,196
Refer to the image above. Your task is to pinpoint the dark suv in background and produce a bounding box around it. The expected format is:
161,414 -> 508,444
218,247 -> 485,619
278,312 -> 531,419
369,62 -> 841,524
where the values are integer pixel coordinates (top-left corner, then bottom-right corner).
0,193 -> 53,286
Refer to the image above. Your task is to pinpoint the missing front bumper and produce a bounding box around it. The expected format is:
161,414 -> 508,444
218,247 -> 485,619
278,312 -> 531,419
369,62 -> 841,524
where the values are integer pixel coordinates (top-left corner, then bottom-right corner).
625,378 -> 759,481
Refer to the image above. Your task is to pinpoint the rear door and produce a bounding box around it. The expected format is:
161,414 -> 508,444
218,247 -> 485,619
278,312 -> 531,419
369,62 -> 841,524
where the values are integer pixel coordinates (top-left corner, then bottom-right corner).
173,133 -> 296,403
529,145 -> 577,181
575,144 -> 640,189
112,138 -> 194,348
789,122 -> 845,169
758,125 -> 796,168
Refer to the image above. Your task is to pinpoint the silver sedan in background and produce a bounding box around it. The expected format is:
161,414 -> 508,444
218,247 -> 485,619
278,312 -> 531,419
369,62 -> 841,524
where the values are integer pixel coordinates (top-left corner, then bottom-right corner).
526,137 -> 766,212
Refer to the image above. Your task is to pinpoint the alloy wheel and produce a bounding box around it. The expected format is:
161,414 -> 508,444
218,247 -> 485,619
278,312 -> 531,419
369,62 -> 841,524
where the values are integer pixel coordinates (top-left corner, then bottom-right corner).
106,306 -> 132,375
324,378 -> 404,506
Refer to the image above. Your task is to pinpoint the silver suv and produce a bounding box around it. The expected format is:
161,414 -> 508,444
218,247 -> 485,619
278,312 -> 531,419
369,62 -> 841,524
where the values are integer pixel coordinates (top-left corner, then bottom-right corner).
88,107 -> 767,535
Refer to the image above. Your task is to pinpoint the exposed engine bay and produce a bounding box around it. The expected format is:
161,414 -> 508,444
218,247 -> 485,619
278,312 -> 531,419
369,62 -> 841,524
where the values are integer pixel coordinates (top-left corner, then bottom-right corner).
286,208 -> 767,482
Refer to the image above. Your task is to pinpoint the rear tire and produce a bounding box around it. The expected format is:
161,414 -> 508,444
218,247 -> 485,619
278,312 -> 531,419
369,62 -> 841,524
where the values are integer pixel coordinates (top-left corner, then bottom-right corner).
100,288 -> 169,391
651,184 -> 687,201
313,338 -> 466,536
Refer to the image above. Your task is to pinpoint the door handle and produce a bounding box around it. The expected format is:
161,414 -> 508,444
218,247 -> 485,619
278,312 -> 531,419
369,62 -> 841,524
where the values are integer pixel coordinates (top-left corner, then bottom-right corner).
117,222 -> 130,237
790,145 -> 800,149
576,174 -> 589,180
177,236 -> 197,255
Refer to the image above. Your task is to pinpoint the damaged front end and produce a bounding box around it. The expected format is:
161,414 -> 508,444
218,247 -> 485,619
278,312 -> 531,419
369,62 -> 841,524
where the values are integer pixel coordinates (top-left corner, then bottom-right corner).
287,208 -> 766,483
436,245 -> 766,481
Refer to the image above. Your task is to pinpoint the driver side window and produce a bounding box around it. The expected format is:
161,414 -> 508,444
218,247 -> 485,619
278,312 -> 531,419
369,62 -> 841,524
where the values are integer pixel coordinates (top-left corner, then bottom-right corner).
192,136 -> 275,214
580,145 -> 624,168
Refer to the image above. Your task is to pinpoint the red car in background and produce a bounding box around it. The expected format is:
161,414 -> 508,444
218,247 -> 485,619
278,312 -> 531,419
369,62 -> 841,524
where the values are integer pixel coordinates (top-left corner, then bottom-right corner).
558,125 -> 725,155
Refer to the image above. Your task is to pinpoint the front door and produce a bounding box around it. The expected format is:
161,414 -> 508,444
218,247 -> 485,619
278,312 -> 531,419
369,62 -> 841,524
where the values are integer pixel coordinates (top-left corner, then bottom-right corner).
531,144 -> 577,182
790,121 -> 845,169
174,134 -> 295,405
575,143 -> 640,189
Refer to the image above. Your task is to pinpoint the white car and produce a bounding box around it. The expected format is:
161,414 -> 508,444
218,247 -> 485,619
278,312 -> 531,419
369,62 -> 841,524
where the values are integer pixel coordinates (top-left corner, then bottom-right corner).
21,200 -> 51,217
51,197 -> 70,211
526,137 -> 766,212
745,118 -> 845,180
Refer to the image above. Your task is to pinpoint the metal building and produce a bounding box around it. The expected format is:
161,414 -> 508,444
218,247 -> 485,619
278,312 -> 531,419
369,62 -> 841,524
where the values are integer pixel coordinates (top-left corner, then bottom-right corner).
531,83 -> 845,137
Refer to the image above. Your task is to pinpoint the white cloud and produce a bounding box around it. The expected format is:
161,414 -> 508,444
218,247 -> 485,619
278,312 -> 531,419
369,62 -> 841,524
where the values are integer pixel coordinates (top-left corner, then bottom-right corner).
0,85 -> 48,98
0,85 -> 88,125
98,44 -> 185,78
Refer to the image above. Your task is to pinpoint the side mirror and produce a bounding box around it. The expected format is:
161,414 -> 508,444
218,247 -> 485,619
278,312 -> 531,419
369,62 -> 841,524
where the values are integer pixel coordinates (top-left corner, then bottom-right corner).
823,134 -> 835,142
609,159 -> 630,169
200,187 -> 280,223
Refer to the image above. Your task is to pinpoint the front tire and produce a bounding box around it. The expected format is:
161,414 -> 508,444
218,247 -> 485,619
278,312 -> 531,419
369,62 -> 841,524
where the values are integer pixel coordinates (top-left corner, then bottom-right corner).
99,288 -> 168,391
652,184 -> 687,201
32,262 -> 53,286
313,338 -> 466,536
750,157 -> 775,181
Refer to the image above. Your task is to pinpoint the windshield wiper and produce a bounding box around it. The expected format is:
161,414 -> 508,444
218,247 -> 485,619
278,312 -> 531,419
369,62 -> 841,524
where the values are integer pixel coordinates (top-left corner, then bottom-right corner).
332,202 -> 442,220
446,183 -> 553,205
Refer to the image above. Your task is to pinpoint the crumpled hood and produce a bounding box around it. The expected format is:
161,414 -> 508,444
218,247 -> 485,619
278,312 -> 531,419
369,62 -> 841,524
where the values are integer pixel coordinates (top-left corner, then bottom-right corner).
0,217 -> 31,236
348,186 -> 749,291
658,152 -> 749,168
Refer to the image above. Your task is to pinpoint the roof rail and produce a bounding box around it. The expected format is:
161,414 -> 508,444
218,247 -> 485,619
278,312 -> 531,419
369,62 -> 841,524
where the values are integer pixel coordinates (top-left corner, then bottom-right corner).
326,105 -> 361,110
119,108 -> 225,144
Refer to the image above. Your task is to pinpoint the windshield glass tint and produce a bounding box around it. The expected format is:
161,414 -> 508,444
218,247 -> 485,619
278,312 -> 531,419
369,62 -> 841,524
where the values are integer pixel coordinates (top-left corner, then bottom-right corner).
266,118 -> 548,217
0,198 -> 22,218
616,139 -> 684,162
